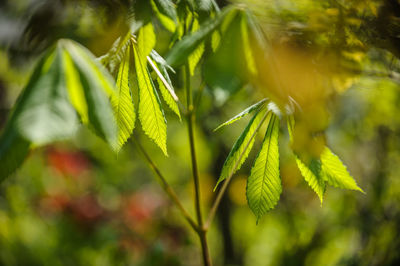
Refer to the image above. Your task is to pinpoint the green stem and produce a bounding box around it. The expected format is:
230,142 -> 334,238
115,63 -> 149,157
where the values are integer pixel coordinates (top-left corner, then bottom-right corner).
184,62 -> 212,266
132,139 -> 198,232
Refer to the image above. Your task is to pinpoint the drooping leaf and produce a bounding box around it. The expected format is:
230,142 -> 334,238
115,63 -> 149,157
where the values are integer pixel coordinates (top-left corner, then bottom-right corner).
214,98 -> 267,131
61,39 -> 118,149
287,116 -> 325,203
98,31 -> 132,74
166,6 -> 235,67
241,13 -> 257,76
133,44 -> 168,155
0,44 -> 79,181
15,47 -> 80,145
138,23 -> 156,61
321,147 -> 364,192
296,157 -> 326,203
246,113 -> 281,222
147,56 -> 180,117
111,46 -> 136,152
188,18 -> 205,76
215,106 -> 269,189
151,0 -> 177,32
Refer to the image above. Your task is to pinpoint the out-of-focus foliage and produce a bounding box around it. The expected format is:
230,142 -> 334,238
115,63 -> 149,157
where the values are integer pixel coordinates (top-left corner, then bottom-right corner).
1,0 -> 400,265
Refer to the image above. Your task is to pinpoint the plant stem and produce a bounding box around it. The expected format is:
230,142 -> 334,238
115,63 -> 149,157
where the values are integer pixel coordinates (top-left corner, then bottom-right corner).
132,139 -> 198,232
205,110 -> 270,230
184,62 -> 212,266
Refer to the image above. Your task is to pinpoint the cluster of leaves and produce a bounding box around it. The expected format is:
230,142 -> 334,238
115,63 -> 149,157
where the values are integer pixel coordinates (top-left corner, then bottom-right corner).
0,0 -> 364,222
0,24 -> 180,181
213,99 -> 363,221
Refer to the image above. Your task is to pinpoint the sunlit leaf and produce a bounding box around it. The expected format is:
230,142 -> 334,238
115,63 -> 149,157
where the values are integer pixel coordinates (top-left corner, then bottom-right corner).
111,46 -> 136,152
288,116 -> 325,203
214,98 -> 267,131
138,23 -> 156,61
321,147 -> 364,192
241,13 -> 257,76
0,44 -> 81,181
147,55 -> 180,120
215,106 -> 269,189
166,6 -> 235,67
62,39 -> 118,149
188,18 -> 205,76
246,113 -> 281,222
151,0 -> 177,32
133,44 -> 168,155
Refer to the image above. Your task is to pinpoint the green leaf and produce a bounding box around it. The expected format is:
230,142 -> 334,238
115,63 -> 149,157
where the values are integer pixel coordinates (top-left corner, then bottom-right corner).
61,39 -> 118,149
0,44 -> 79,181
188,18 -> 205,76
321,147 -> 364,192
15,47 -> 80,145
99,31 -> 132,73
151,0 -> 177,32
214,99 -> 267,131
287,116 -> 325,203
0,128 -> 30,183
133,44 -> 168,155
295,157 -> 326,203
211,30 -> 221,52
147,56 -> 180,120
246,113 -> 281,222
241,13 -> 257,76
215,106 -> 269,189
111,46 -> 136,152
166,6 -> 235,67
157,77 -> 180,120
138,23 -> 156,61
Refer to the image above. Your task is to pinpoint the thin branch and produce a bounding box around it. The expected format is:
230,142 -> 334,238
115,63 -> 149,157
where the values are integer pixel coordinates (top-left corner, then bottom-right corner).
132,139 -> 198,232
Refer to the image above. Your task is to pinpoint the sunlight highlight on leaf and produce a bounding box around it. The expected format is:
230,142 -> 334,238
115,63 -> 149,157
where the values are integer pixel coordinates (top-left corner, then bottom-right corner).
246,113 -> 281,222
133,44 -> 168,155
112,46 -> 136,152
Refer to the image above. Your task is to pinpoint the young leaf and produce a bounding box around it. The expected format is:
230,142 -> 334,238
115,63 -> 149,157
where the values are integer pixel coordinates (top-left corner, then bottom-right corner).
295,157 -> 326,203
133,44 -> 168,155
15,47 -> 79,145
215,106 -> 269,189
157,76 -> 181,120
214,98 -> 267,131
147,55 -> 180,119
287,116 -> 325,203
321,147 -> 364,192
188,18 -> 205,76
151,0 -> 177,32
166,6 -> 235,67
138,23 -> 156,61
246,113 -> 281,222
61,39 -> 118,149
241,13 -> 257,76
112,46 -> 136,152
0,45 -> 79,181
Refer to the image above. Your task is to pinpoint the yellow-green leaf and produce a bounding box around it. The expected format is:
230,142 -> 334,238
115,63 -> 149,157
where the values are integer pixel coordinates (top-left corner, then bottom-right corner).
321,147 -> 364,192
112,46 -> 136,152
241,13 -> 257,76
133,44 -> 168,155
246,113 -> 281,222
138,23 -> 156,61
215,106 -> 269,189
188,18 -> 205,76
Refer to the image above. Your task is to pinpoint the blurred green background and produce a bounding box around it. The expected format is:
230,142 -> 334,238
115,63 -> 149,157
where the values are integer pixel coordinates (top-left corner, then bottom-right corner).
1,0 -> 400,265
